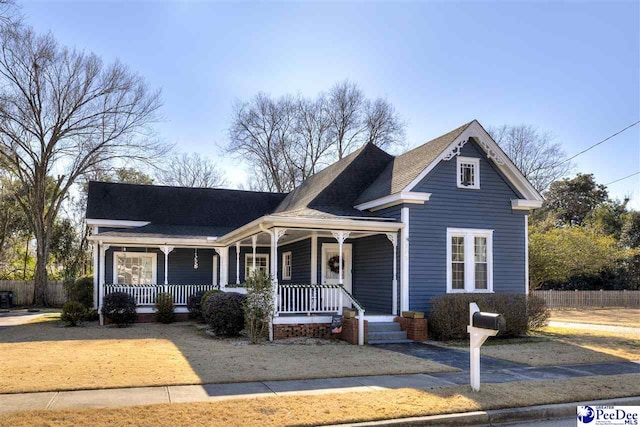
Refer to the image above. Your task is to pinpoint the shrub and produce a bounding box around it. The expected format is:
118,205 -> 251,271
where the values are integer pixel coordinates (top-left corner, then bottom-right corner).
428,293 -> 550,341
155,293 -> 175,324
84,309 -> 100,322
101,292 -> 137,327
244,270 -> 273,343
64,276 -> 94,309
61,301 -> 87,326
187,290 -> 208,320
203,292 -> 246,336
200,289 -> 222,309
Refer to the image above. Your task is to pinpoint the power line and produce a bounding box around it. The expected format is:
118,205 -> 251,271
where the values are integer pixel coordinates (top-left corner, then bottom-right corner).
551,120 -> 640,167
604,171 -> 640,186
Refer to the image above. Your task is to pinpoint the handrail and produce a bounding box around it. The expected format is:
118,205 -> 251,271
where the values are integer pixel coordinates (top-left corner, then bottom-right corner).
338,285 -> 365,312
279,283 -> 342,289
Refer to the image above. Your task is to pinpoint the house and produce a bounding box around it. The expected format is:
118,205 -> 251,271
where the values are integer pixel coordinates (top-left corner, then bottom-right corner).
86,120 -> 542,345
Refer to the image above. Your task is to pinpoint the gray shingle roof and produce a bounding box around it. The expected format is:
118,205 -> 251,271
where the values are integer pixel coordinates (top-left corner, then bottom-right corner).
355,121 -> 473,204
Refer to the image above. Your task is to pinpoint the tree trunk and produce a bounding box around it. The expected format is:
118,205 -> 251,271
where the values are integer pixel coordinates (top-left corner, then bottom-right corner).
33,230 -> 50,307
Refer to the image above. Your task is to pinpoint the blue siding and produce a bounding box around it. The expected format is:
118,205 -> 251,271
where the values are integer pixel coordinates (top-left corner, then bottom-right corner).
278,239 -> 312,283
167,248 -> 215,284
352,234 -> 394,314
408,141 -> 527,312
377,206 -> 403,314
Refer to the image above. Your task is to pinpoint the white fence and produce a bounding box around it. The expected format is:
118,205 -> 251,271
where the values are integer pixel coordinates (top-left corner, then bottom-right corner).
533,290 -> 640,309
0,280 -> 66,306
103,284 -> 219,306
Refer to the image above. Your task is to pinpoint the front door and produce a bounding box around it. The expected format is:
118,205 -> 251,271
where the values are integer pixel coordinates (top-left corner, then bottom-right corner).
321,243 -> 352,294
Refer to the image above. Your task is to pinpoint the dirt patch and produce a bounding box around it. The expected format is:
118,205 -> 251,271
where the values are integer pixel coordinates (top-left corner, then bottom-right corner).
0,321 -> 455,394
2,374 -> 638,427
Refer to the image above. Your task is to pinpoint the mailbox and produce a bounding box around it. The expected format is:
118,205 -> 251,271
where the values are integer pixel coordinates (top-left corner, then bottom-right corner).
472,312 -> 506,332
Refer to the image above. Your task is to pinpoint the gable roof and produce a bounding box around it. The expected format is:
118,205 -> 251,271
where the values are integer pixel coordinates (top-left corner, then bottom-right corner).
275,143 -> 394,217
355,120 -> 543,205
86,181 -> 287,229
355,122 -> 473,204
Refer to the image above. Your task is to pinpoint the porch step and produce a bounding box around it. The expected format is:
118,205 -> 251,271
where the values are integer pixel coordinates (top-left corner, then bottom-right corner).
366,321 -> 410,344
367,322 -> 402,332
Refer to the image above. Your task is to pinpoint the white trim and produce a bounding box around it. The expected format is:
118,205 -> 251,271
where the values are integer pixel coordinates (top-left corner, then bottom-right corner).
524,215 -> 529,296
212,254 -> 219,286
245,253 -> 269,278
86,219 -> 150,228
112,251 -> 158,285
446,228 -> 493,294
456,156 -> 480,189
400,207 -> 410,312
403,121 -> 543,201
354,192 -> 431,212
310,232 -> 318,285
282,251 -> 292,280
92,228 -> 98,309
511,199 -> 544,210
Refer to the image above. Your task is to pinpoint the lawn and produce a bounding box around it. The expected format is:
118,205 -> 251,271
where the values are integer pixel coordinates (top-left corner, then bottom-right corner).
550,308 -> 640,328
0,320 -> 455,394
2,374 -> 638,427
436,323 -> 639,366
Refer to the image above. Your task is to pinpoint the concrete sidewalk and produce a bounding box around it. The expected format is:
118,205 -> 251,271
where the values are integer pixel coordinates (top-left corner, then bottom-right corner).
2,358 -> 640,413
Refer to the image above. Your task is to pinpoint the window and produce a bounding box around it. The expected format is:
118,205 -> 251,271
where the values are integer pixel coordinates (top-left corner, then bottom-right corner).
113,252 -> 157,285
282,251 -> 292,280
245,253 -> 269,279
446,228 -> 493,293
457,156 -> 480,189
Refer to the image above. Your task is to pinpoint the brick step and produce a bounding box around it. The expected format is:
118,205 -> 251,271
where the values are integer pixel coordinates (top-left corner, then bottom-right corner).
367,322 -> 402,332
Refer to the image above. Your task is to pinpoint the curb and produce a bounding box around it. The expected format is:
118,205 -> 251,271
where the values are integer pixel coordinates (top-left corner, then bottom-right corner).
332,396 -> 640,426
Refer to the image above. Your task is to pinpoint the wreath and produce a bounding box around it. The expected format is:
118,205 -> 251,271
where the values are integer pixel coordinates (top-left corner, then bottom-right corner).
327,255 -> 344,274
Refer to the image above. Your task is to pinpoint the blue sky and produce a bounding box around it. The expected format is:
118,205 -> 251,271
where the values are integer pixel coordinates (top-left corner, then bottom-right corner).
21,0 -> 640,208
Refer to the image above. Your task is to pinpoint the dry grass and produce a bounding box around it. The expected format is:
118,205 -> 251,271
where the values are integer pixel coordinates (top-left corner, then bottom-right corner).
0,321 -> 455,394
550,309 -> 640,328
3,374 -> 639,427
437,322 -> 639,366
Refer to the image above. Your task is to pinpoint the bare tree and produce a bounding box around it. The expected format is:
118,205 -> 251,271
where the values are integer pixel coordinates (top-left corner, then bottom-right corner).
327,80 -> 365,159
489,124 -> 572,192
228,93 -> 294,193
0,25 -> 165,305
155,152 -> 228,188
363,98 -> 405,149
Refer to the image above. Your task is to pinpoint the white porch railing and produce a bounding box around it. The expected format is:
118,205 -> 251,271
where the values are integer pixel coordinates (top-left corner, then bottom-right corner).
103,284 -> 219,306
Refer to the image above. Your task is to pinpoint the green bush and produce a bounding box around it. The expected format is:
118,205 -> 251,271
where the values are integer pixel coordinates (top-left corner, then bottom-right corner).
101,292 -> 137,327
64,276 -> 94,309
428,293 -> 550,341
84,309 -> 100,322
61,301 -> 87,326
202,292 -> 246,336
155,292 -> 175,324
200,289 -> 222,309
187,290 -> 208,320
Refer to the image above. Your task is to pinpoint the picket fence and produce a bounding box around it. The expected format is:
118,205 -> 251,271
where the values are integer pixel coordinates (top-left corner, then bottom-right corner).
533,290 -> 640,309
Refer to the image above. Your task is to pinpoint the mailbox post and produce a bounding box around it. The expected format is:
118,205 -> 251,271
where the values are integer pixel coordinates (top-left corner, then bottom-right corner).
467,302 -> 505,391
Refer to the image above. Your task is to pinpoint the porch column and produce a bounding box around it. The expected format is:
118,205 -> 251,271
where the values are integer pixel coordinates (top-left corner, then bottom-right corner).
331,231 -> 350,285
160,246 -> 174,286
269,228 -> 286,320
251,235 -> 258,274
310,232 -> 318,285
387,233 -> 398,316
235,242 -> 241,285
92,240 -> 98,309
214,247 -> 229,290
98,243 -> 110,326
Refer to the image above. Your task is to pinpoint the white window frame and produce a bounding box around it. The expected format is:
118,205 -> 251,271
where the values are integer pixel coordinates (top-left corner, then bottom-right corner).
245,253 -> 269,278
446,228 -> 493,293
457,156 -> 480,189
282,251 -> 292,280
113,251 -> 157,285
